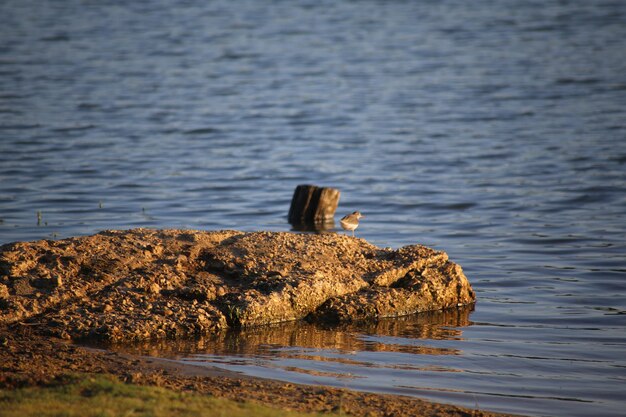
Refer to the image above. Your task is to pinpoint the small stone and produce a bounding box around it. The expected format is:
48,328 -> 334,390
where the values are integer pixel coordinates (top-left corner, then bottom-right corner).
51,275 -> 63,287
0,284 -> 9,299
175,255 -> 187,269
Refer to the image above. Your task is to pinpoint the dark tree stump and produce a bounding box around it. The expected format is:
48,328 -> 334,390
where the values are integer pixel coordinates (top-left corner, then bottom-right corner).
288,184 -> 340,226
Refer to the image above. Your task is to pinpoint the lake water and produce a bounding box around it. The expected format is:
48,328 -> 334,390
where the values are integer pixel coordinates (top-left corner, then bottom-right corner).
1,1 -> 625,416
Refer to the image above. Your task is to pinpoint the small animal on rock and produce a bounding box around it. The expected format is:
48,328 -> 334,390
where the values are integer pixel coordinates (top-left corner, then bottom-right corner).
340,211 -> 364,236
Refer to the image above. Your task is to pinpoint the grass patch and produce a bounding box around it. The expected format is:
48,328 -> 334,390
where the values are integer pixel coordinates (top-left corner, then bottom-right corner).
0,375 -> 341,417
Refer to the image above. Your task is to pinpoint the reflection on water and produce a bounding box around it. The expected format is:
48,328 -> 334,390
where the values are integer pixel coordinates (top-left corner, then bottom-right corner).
107,308 -> 471,359
103,300 -> 626,417
289,219 -> 337,233
105,310 -> 471,392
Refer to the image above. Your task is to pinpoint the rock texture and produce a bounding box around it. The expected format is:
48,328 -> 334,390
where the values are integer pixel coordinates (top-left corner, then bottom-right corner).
0,229 -> 475,342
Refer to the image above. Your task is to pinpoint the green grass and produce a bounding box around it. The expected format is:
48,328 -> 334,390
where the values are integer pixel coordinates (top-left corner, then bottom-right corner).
0,375 -> 341,417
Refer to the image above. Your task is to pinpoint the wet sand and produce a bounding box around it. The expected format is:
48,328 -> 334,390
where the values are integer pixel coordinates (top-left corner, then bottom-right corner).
0,325 -> 521,417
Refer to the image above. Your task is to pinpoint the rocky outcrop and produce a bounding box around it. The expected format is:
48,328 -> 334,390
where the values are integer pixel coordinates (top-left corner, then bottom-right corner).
0,229 -> 475,342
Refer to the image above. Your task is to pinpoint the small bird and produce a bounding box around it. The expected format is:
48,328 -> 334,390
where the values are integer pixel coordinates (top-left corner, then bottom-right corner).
340,211 -> 364,236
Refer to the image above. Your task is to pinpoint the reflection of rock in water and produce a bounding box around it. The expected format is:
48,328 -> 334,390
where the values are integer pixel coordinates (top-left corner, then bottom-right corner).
0,229 -> 475,343
103,306 -> 473,359
289,219 -> 336,233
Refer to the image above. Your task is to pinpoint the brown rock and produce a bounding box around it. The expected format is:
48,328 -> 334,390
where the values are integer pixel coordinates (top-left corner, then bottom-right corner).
0,283 -> 9,299
50,275 -> 63,288
148,283 -> 161,294
0,229 -> 475,342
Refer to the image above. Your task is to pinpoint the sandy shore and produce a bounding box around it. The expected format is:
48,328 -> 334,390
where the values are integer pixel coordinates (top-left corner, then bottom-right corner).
0,324 -> 521,417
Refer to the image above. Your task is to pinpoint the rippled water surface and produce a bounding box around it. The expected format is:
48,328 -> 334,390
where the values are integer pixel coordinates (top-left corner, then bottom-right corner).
1,1 -> 625,416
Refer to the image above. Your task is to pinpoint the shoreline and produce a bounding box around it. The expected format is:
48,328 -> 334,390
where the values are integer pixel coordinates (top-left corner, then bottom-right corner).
0,325 -> 521,417
0,229 -> 514,415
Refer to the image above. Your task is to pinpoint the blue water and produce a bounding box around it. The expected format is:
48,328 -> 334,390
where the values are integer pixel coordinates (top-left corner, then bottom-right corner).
1,1 -> 625,416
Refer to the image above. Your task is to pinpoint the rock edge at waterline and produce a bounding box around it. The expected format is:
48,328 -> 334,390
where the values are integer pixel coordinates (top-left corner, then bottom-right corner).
0,229 -> 475,342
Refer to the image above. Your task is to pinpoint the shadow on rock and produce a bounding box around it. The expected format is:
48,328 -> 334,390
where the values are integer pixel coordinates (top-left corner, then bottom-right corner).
0,229 -> 475,343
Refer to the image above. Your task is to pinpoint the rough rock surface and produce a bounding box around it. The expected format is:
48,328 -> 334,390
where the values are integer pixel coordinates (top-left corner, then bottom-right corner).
0,229 -> 475,342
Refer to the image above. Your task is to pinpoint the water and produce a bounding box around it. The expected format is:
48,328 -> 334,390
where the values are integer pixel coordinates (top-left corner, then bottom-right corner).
1,1 -> 625,416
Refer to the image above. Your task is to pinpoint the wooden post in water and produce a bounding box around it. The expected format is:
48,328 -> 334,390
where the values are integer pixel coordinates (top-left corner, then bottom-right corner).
288,184 -> 340,228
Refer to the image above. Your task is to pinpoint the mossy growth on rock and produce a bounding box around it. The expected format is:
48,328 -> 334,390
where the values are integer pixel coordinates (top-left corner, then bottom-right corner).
0,229 -> 475,343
